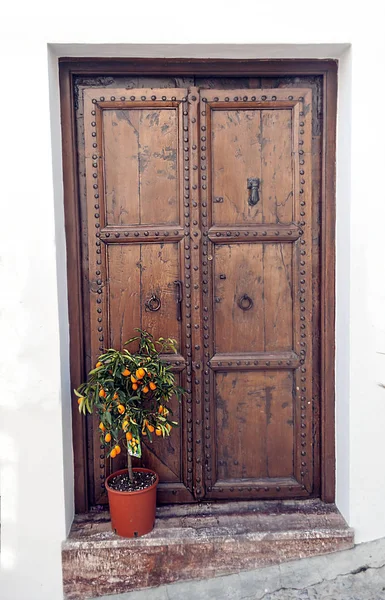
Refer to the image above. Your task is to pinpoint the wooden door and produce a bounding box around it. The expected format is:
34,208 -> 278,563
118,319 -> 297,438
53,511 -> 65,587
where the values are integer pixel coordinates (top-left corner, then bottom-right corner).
83,87 -> 194,503
80,81 -> 318,505
199,88 -> 313,499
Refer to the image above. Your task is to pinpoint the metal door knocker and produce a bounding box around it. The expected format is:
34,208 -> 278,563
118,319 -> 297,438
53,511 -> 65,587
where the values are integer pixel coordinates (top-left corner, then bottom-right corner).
238,294 -> 253,311
247,177 -> 260,206
145,294 -> 161,312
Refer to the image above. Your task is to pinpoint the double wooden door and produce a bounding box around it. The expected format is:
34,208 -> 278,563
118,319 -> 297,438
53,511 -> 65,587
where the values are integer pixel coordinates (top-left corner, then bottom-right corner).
79,80 -> 319,505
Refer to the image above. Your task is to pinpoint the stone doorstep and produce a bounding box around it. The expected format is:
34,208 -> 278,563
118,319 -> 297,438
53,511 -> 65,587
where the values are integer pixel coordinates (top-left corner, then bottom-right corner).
62,499 -> 354,600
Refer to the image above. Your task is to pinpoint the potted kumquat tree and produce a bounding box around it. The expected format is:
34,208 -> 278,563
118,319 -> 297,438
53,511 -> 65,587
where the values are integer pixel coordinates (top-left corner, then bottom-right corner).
75,329 -> 184,538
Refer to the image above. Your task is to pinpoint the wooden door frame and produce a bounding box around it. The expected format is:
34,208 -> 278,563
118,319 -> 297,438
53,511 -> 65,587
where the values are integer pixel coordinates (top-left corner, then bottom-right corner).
59,58 -> 337,513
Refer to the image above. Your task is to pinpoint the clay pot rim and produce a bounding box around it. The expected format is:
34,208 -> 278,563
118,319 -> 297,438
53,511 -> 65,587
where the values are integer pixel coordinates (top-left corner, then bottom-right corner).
105,467 -> 159,496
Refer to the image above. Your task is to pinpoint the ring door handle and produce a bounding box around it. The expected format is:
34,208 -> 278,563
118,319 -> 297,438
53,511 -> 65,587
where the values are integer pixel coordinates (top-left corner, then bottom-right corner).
247,177 -> 260,206
174,280 -> 183,322
238,294 -> 253,311
145,294 -> 161,312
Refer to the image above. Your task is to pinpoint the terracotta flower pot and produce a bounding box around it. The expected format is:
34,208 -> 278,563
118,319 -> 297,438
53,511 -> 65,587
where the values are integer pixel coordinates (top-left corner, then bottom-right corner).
105,467 -> 159,538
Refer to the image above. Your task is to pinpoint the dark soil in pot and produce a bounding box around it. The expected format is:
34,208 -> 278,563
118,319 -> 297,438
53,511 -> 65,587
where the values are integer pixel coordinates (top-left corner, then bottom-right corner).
108,470 -> 157,492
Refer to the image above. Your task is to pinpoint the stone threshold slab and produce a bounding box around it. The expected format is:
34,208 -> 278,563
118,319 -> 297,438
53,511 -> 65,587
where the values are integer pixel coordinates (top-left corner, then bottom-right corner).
62,499 -> 354,600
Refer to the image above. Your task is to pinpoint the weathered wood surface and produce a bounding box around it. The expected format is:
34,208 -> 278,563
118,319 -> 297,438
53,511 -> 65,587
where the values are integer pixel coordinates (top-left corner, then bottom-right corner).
74,75 -> 324,507
82,88 -> 192,504
201,87 -> 313,499
214,243 -> 293,353
103,108 -> 179,226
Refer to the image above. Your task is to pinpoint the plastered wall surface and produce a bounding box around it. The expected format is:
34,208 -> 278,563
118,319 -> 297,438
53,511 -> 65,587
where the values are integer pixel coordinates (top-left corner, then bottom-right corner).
0,3 -> 384,599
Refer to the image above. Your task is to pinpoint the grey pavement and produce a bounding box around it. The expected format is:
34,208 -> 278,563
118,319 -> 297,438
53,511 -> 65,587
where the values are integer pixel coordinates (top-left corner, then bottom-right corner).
94,537 -> 385,600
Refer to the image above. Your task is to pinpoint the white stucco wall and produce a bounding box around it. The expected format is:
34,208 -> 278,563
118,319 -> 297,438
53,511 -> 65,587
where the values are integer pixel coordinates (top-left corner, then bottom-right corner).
0,4 -> 384,599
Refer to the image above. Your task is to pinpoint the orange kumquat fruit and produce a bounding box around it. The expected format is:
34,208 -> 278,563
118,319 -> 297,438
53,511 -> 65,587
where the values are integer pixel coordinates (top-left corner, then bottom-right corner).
136,368 -> 145,379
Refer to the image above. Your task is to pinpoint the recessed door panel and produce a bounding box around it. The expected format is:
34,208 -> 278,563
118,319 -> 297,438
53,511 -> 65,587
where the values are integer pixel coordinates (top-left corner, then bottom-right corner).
214,243 -> 293,354
211,107 -> 293,225
103,107 -> 179,226
215,370 -> 294,481
107,242 -> 182,349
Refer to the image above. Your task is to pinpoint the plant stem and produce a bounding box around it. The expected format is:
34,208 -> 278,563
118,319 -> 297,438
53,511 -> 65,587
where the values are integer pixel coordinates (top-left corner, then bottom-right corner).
127,451 -> 134,482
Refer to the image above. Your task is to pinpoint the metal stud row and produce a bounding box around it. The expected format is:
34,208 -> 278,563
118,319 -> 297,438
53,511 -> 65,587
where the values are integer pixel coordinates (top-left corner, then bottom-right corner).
90,116 -> 104,354
182,95 -> 194,488
90,101 -> 106,489
202,95 -> 303,103
210,356 -> 299,370
188,89 -> 205,497
199,96 -> 212,491
93,95 -> 183,103
297,98 -> 308,484
101,229 -> 182,240
212,230 -> 295,238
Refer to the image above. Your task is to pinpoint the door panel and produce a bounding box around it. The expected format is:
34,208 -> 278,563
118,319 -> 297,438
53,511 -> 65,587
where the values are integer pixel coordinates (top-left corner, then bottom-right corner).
201,88 -> 313,499
213,243 -> 293,353
107,243 -> 181,349
78,80 -> 319,506
103,105 -> 179,225
83,87 -> 194,504
215,370 -> 294,480
211,107 -> 293,225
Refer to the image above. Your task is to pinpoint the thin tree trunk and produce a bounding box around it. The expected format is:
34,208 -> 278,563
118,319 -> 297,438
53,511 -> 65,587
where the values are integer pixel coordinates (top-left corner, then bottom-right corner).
127,451 -> 134,481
